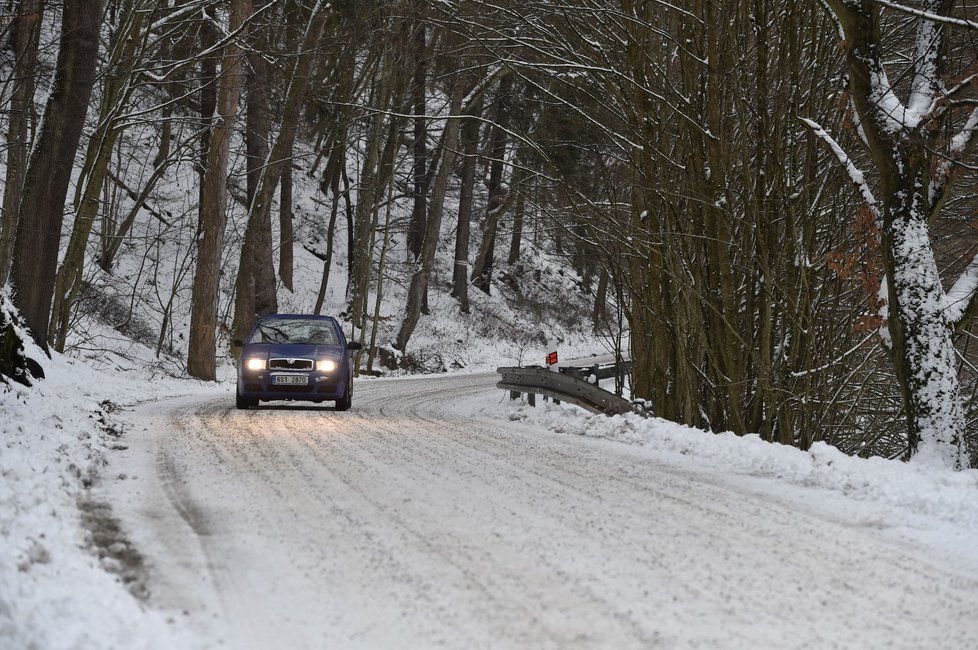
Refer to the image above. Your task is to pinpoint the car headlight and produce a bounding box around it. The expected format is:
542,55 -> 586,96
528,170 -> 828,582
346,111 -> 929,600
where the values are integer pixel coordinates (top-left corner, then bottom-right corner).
316,359 -> 337,372
245,358 -> 266,371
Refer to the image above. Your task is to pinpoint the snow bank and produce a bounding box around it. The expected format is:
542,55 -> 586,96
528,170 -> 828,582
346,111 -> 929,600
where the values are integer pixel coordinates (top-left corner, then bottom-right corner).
502,402 -> 978,560
0,317 -> 190,649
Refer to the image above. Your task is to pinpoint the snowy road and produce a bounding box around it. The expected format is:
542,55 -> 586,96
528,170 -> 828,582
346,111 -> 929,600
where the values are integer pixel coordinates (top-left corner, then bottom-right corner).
106,373 -> 978,649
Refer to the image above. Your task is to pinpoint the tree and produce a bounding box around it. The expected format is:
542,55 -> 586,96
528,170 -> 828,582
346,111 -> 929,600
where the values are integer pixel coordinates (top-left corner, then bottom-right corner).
451,93 -> 482,312
197,5 -> 219,228
231,0 -> 331,351
49,0 -> 151,351
279,152 -> 295,291
395,74 -> 466,351
9,0 -> 104,348
0,0 -> 43,286
470,74 -> 514,295
187,0 -> 251,380
811,0 -> 975,468
406,13 -> 428,263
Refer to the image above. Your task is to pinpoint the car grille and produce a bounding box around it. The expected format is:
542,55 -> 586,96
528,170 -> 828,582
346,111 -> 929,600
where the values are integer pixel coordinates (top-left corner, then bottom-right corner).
269,384 -> 311,393
269,358 -> 313,370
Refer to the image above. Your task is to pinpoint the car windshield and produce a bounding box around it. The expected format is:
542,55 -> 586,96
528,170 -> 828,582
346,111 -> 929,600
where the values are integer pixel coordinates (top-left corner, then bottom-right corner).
250,318 -> 340,345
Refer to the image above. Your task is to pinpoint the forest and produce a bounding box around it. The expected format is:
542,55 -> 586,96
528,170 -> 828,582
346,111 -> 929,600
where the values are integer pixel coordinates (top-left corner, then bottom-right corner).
2,0 -> 978,470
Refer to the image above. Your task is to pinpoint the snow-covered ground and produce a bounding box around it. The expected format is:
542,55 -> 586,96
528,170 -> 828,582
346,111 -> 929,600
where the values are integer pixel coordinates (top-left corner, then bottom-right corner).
501,400 -> 978,570
4,366 -> 972,649
0,101 -> 613,648
0,331 -> 213,649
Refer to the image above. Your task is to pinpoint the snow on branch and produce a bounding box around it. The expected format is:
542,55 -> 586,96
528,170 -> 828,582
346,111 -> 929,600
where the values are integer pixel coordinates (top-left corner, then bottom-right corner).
944,252 -> 978,325
907,1 -> 946,119
947,105 -> 978,157
801,117 -> 892,347
800,117 -> 880,219
928,106 -> 978,207
873,0 -> 978,30
147,1 -> 209,34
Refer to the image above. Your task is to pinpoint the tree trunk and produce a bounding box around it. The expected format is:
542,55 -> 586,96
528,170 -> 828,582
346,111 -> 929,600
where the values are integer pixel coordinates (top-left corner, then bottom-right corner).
231,51 -> 272,351
507,186 -> 524,265
187,0 -> 250,380
593,268 -> 608,329
406,19 -> 427,262
0,0 -> 42,286
451,96 -> 481,312
395,79 -> 465,351
247,45 -> 278,319
349,56 -> 405,328
231,1 -> 329,350
9,0 -> 103,348
313,166 -> 342,315
197,6 -> 218,227
882,178 -> 965,467
351,110 -> 402,329
279,158 -> 294,291
367,177 -> 397,372
50,3 -> 147,351
343,166 -> 354,289
471,75 -> 513,295
820,0 -> 969,467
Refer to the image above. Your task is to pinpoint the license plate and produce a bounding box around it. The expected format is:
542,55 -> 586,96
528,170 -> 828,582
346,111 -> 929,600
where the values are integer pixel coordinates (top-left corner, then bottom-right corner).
272,374 -> 308,386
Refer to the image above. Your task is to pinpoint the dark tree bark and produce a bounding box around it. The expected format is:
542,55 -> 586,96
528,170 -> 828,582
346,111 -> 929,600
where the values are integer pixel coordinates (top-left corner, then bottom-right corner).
187,0 -> 250,380
197,6 -> 218,226
50,4 -> 147,351
279,162 -> 294,291
471,75 -> 513,295
313,167 -> 342,315
249,73 -> 278,319
275,0 -> 305,294
0,0 -> 42,286
507,187 -> 525,265
406,19 -> 428,262
9,0 -> 104,348
230,55 -> 271,351
593,268 -> 609,329
395,79 -> 465,351
451,96 -> 482,312
232,1 -> 330,348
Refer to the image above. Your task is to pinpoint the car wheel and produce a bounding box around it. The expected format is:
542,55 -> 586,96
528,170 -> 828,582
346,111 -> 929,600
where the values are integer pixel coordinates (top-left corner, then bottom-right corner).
335,381 -> 352,411
236,387 -> 256,410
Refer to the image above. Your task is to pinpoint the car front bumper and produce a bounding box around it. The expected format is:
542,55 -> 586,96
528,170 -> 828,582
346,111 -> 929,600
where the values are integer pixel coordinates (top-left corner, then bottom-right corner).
238,370 -> 345,401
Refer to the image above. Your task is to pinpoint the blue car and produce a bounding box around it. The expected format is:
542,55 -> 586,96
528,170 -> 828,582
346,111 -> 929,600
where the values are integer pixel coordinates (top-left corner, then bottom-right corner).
234,314 -> 361,410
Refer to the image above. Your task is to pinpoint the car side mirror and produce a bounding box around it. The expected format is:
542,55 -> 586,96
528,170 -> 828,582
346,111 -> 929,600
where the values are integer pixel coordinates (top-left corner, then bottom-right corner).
347,341 -> 362,351
233,339 -> 243,348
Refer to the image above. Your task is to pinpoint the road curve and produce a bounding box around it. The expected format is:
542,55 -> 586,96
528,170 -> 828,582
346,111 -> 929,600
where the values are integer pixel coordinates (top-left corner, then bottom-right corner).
107,372 -> 978,649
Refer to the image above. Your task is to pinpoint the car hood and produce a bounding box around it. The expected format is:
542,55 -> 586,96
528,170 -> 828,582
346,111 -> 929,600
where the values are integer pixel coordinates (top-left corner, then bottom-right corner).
243,343 -> 343,360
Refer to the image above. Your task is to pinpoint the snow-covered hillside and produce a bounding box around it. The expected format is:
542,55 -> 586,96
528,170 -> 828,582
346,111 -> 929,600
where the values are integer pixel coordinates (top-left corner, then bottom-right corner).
68,129 -> 606,379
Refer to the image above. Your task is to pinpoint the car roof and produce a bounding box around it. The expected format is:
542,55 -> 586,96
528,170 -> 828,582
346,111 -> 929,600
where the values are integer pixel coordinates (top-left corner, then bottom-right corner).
260,314 -> 337,321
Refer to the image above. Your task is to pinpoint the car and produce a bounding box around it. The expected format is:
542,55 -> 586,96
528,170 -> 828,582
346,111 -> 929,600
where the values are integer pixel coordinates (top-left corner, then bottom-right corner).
234,314 -> 361,410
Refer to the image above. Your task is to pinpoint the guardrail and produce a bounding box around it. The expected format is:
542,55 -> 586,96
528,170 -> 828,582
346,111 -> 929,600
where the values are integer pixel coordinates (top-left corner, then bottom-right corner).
559,359 -> 633,385
496,362 -> 635,416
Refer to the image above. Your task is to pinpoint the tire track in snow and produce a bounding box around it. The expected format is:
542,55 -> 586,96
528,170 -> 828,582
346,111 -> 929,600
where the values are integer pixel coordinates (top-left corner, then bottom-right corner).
113,373 -> 978,649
